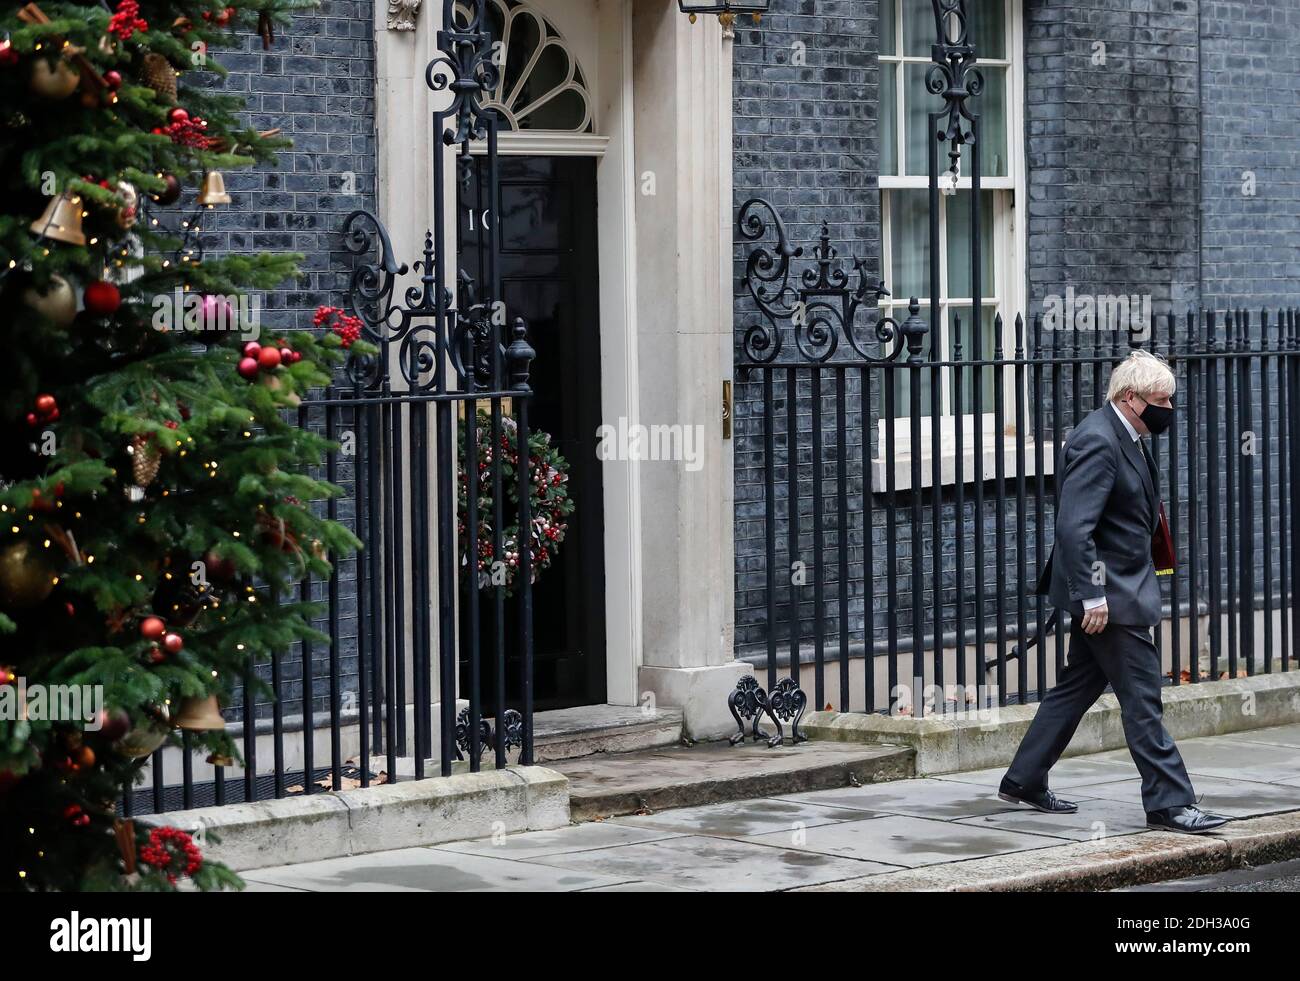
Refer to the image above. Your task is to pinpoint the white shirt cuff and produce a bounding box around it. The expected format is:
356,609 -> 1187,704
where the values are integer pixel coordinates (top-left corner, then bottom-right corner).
1082,596 -> 1107,611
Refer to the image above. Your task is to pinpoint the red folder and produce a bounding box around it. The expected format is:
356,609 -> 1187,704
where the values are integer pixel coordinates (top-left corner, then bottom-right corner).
1152,502 -> 1175,576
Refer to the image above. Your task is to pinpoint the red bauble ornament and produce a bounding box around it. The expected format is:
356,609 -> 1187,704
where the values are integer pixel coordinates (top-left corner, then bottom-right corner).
1,40 -> 21,68
98,708 -> 131,741
148,647 -> 165,664
140,615 -> 166,640
35,394 -> 56,416
168,107 -> 189,124
257,346 -> 282,370
83,280 -> 122,316
104,70 -> 122,89
238,356 -> 260,379
243,341 -> 262,358
163,632 -> 183,654
151,173 -> 181,206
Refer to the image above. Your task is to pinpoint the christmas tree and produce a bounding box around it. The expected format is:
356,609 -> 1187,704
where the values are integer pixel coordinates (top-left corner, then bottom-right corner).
0,1 -> 363,890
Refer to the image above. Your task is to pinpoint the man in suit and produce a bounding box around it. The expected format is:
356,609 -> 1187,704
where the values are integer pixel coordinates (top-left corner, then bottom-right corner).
999,350 -> 1229,834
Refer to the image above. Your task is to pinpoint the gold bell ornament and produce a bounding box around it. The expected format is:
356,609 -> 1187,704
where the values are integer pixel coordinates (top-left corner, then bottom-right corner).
173,695 -> 226,731
30,190 -> 86,245
197,170 -> 232,206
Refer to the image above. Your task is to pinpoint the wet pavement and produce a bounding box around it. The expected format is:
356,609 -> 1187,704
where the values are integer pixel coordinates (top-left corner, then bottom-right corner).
241,724 -> 1300,892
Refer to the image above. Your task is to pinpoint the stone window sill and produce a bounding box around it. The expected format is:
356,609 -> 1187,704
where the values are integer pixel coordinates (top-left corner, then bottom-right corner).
870,436 -> 1056,493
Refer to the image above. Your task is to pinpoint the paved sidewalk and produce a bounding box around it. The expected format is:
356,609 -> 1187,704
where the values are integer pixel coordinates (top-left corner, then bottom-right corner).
239,724 -> 1300,892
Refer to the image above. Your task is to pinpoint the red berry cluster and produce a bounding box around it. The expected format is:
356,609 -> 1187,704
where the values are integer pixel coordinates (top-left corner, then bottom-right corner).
238,339 -> 301,379
25,393 -> 59,427
108,0 -> 149,40
63,804 -> 91,828
155,109 -> 212,149
314,305 -> 363,348
140,826 -> 203,884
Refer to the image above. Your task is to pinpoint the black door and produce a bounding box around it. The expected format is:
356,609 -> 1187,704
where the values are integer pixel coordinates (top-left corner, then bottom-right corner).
459,155 -> 607,710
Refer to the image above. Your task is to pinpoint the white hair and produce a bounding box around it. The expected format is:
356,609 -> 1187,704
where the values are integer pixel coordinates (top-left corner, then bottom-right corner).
1107,349 -> 1176,402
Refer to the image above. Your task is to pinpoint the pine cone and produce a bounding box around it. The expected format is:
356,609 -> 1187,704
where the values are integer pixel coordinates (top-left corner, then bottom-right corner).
130,435 -> 161,487
140,52 -> 177,104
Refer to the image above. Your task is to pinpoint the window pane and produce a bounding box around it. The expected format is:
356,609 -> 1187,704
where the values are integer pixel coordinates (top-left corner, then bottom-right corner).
902,0 -> 934,56
903,63 -> 938,176
889,190 -> 931,301
959,66 -> 1007,177
880,0 -> 897,55
973,0 -> 1005,59
880,62 -> 898,175
949,305 -> 998,413
945,190 -> 995,301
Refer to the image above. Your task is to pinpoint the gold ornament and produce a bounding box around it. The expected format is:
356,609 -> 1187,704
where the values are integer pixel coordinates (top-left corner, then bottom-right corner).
30,191 -> 86,245
173,695 -> 225,731
129,435 -> 161,487
0,540 -> 56,609
115,710 -> 171,759
197,170 -> 231,206
29,56 -> 80,99
22,273 -> 77,328
140,52 -> 177,104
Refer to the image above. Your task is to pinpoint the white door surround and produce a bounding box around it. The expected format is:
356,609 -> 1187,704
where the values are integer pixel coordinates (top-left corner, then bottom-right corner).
372,0 -> 745,737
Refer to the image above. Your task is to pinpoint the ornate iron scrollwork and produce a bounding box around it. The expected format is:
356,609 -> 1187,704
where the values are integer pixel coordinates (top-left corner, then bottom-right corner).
340,0 -> 532,396
727,676 -> 774,746
765,677 -> 807,747
727,675 -> 808,748
454,707 -> 526,761
927,0 -> 983,174
737,198 -> 914,367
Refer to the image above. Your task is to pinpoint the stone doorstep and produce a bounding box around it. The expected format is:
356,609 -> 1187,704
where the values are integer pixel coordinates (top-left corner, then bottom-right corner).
794,808 -> 1300,892
139,765 -> 571,874
804,669 -> 1300,776
555,740 -> 916,822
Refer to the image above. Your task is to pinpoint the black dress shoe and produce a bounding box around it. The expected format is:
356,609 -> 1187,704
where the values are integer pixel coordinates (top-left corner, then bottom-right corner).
998,777 -> 1078,814
1145,805 -> 1230,834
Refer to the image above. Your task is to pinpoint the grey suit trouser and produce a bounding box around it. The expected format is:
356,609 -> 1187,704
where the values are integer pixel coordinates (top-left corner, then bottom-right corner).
1005,621 -> 1196,813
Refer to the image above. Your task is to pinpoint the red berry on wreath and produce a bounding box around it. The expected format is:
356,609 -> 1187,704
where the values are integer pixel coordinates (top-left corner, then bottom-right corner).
35,394 -> 56,416
140,615 -> 166,640
83,281 -> 122,316
238,356 -> 259,379
257,346 -> 282,370
163,631 -> 183,654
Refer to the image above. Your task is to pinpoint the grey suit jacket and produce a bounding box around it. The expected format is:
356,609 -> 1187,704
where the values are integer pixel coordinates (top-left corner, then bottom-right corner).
1037,403 -> 1163,626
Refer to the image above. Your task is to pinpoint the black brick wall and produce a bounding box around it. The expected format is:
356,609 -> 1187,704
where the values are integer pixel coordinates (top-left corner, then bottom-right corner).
195,4 -> 376,719
1199,0 -> 1300,308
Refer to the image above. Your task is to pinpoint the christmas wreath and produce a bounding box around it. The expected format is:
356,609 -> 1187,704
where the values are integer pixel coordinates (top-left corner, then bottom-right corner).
457,409 -> 574,594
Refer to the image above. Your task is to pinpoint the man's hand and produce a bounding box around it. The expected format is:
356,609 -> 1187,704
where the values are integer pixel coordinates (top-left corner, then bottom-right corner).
1080,601 -> 1109,635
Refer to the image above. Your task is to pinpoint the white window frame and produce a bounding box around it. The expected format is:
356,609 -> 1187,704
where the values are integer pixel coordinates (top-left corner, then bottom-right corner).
873,0 -> 1038,491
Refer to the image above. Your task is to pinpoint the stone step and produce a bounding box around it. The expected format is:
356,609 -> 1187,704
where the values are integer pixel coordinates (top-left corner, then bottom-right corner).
533,704 -> 684,763
553,739 -> 915,822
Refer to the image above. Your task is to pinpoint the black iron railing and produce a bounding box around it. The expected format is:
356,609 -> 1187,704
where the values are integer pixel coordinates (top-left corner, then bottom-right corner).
734,284 -> 1300,717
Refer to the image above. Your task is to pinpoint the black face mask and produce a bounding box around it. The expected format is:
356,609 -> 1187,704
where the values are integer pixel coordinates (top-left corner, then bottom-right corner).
1131,396 -> 1173,435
